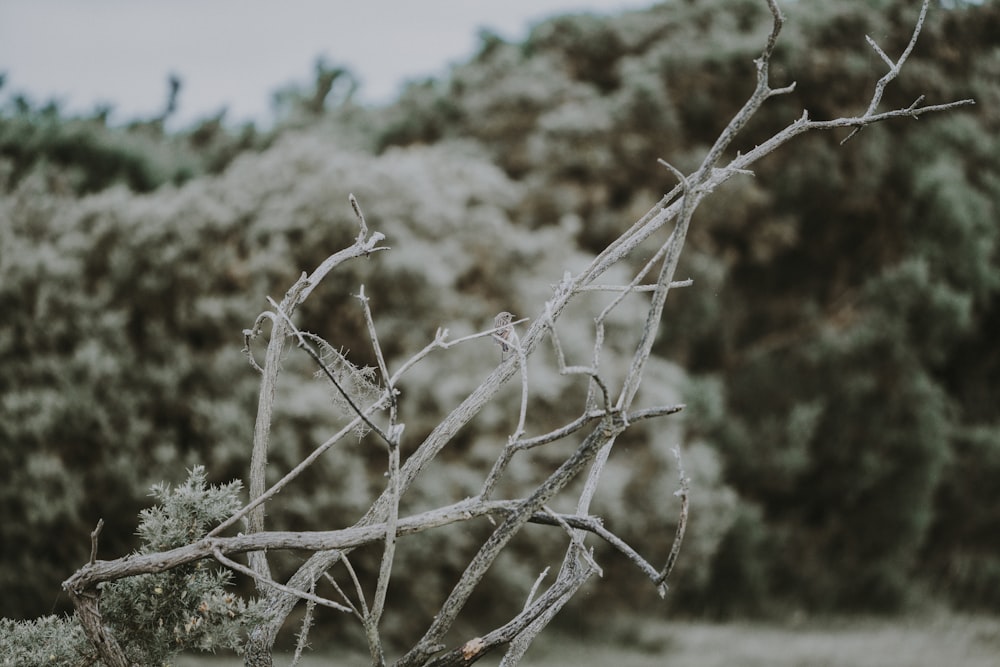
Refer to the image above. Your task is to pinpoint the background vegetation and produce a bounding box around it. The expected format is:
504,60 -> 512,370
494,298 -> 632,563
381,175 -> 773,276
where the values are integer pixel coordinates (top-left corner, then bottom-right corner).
1,0 -> 997,652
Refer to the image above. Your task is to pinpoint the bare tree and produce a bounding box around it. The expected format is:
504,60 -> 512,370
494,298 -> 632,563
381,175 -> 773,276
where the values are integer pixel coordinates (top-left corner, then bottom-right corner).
62,2 -> 973,665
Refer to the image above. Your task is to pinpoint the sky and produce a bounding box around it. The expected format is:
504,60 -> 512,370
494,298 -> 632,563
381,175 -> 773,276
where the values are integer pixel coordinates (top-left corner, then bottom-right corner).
0,0 -> 653,128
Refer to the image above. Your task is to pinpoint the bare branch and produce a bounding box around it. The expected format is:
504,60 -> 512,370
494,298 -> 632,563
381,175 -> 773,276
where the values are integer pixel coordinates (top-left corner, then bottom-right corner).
358,284 -> 392,387
320,570 -> 361,618
865,34 -> 895,69
511,329 -> 530,440
522,568 -> 550,611
210,417 -> 367,537
843,0 -> 931,143
655,447 -> 690,588
542,506 -> 602,576
402,418 -> 626,664
268,295 -> 394,446
369,425 -> 402,664
64,3 -> 977,664
575,280 -> 693,292
88,519 -> 103,566
290,589 -> 317,667
212,546 -> 353,613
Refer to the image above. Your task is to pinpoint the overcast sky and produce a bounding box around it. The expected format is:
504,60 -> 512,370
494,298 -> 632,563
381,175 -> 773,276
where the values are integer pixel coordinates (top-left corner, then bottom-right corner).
0,0 -> 652,128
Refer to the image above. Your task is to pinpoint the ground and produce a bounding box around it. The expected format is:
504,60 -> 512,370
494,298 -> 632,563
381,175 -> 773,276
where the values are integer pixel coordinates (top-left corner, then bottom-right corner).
175,611 -> 1000,666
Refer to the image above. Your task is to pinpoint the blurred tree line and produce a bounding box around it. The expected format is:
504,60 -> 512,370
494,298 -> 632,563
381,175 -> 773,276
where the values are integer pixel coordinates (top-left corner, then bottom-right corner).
1,0 -> 996,642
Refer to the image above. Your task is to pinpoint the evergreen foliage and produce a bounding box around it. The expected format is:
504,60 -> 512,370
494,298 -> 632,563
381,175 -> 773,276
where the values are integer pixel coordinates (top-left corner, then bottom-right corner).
0,93 -> 267,195
0,467 -> 256,664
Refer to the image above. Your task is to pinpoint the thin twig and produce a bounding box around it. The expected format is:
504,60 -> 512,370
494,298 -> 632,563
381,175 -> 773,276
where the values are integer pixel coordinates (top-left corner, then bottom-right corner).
575,280 -> 693,292
89,519 -> 103,566
290,585 -> 316,667
209,409 -> 378,537
268,296 -> 393,445
338,554 -> 371,619
512,329 -> 530,440
843,0 -> 930,143
212,546 -> 353,613
321,570 -> 361,618
655,447 -> 690,588
543,506 -> 602,576
357,284 -> 392,388
523,568 -> 550,610
369,425 -> 401,664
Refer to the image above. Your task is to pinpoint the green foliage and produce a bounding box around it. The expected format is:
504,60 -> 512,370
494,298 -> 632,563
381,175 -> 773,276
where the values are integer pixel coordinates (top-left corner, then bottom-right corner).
702,504 -> 774,618
101,467 -> 257,664
2,0 -> 998,635
0,94 -> 267,195
0,615 -> 91,667
134,465 -> 243,552
0,468 -> 255,664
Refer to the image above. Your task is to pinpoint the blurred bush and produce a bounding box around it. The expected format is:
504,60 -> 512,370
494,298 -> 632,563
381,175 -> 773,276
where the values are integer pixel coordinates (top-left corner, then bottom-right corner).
1,0 -> 997,639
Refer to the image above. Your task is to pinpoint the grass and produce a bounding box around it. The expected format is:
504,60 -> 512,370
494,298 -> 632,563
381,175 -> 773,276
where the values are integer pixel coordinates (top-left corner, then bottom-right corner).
175,611 -> 1000,667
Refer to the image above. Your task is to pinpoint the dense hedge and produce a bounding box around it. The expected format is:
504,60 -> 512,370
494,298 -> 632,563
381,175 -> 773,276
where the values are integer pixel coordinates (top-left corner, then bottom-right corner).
1,0 -> 997,639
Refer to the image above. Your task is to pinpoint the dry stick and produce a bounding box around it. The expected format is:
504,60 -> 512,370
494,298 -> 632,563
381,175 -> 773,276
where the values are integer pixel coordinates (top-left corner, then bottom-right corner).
586,317 -> 606,412
241,311 -> 276,373
545,307 -> 613,411
582,0 -> 789,522
542,506 -> 602,576
88,518 -> 103,565
512,330 -> 530,440
368,428 -> 401,667
386,316 -> 528,387
212,546 -> 352,613
269,296 -> 394,445
67,493 -> 684,591
399,416 -> 626,666
522,568 -> 550,610
321,570 -> 361,618
617,181 -> 693,414
333,549 -> 388,665
479,317 -> 612,500
516,403 -> 683,451
481,403 -> 682,500
499,2 -> 790,660
580,179 -> 684,288
497,570 -> 593,667
478,454 -> 692,598
249,2 -> 975,658
389,260 -> 609,506
335,553 -> 372,623
655,448 -> 691,588
497,168 -> 692,667
254,237 -> 680,656
515,410 -> 604,450
420,567 -> 589,667
290,589 -> 316,667
842,0 -> 929,144
576,279 -> 693,292
358,285 -> 400,667
245,320 -> 537,657
221,313 -> 415,535
577,0 -> 790,295
541,300 -> 614,418
478,329 -> 530,500
210,416 -> 368,538
358,284 -> 393,388
244,208 -> 388,588
246,275 -> 309,583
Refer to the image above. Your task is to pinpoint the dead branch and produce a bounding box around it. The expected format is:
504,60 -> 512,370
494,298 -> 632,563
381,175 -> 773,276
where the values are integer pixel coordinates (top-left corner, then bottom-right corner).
63,2 -> 977,665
